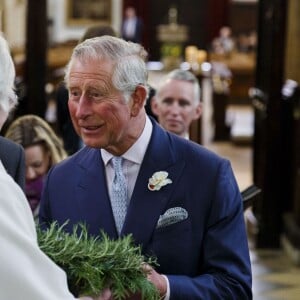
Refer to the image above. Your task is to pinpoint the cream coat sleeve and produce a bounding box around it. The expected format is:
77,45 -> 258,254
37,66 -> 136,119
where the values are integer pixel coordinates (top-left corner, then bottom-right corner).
0,164 -> 77,300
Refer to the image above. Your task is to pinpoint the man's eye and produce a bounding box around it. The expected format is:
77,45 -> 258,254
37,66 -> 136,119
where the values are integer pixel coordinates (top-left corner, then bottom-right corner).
91,92 -> 101,98
179,100 -> 191,107
87,91 -> 103,99
162,98 -> 173,105
69,90 -> 80,98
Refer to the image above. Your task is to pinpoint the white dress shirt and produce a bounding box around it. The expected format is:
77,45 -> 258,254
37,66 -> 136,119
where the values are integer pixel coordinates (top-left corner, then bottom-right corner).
0,160 -> 78,299
101,116 -> 153,201
123,17 -> 137,38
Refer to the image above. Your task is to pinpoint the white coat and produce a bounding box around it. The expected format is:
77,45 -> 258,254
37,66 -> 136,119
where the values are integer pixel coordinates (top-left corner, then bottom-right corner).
0,160 -> 77,299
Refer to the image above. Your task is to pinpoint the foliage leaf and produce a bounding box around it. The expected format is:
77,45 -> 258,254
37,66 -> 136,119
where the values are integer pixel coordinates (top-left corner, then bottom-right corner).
37,222 -> 159,299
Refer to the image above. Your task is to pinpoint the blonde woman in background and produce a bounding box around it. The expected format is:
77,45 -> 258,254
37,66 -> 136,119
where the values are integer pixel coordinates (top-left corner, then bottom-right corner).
5,114 -> 67,217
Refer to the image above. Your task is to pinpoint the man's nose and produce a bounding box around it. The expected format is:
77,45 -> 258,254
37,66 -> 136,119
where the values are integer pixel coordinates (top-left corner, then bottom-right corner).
75,95 -> 92,118
168,102 -> 180,114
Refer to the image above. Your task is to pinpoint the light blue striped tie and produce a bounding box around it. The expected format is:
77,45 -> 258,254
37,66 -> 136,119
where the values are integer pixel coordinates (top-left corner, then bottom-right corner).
111,156 -> 128,234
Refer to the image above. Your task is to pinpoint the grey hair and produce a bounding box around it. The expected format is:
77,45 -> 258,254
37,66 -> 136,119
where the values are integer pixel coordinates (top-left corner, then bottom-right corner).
65,35 -> 149,102
157,69 -> 201,103
0,34 -> 17,113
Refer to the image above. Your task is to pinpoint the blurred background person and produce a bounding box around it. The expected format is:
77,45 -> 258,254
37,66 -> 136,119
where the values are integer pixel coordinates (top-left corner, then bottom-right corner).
121,6 -> 143,44
151,69 -> 202,139
211,26 -> 236,55
144,85 -> 158,121
56,25 -> 117,155
5,114 -> 67,218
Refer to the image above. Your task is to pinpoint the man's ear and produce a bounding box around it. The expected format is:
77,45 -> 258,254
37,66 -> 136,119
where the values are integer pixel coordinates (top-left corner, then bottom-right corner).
150,96 -> 159,117
193,102 -> 203,120
130,85 -> 147,117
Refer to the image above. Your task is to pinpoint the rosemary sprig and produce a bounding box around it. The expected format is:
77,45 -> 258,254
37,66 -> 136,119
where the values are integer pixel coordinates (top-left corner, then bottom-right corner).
37,222 -> 159,299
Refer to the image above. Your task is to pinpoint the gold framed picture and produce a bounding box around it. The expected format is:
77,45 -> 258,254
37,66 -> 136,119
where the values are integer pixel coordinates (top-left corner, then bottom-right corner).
66,0 -> 111,26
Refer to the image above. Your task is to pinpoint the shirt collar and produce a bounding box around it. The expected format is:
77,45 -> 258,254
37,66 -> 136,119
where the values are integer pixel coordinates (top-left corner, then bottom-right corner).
101,116 -> 153,166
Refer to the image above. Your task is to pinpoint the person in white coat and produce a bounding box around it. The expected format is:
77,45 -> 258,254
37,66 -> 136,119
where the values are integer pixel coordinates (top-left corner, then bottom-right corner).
0,33 -> 111,300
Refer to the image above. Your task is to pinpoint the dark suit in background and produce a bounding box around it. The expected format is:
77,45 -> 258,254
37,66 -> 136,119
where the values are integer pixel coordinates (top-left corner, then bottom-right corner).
121,6 -> 143,44
0,136 -> 25,189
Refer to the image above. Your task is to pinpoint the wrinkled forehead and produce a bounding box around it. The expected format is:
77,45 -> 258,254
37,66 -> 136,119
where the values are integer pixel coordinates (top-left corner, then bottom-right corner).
66,56 -> 114,85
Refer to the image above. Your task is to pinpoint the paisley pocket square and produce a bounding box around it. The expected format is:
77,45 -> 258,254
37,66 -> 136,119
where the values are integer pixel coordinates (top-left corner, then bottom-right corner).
156,207 -> 188,229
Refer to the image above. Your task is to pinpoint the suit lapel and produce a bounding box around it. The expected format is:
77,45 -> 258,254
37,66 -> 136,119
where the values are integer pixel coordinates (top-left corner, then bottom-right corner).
76,148 -> 118,238
122,122 -> 185,249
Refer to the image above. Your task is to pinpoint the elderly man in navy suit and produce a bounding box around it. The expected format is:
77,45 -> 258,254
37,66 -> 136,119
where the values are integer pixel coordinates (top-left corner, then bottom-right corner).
39,36 -> 252,299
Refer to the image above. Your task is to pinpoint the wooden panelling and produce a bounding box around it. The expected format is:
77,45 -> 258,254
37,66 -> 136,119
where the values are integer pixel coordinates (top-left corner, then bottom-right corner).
285,0 -> 300,83
229,2 -> 258,35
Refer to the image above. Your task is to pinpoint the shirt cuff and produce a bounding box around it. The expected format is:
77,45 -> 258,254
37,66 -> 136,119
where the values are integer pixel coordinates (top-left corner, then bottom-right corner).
162,275 -> 170,300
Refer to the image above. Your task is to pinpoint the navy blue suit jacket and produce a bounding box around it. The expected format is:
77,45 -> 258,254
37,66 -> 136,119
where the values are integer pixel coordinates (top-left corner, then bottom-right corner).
39,120 -> 252,299
0,136 -> 25,190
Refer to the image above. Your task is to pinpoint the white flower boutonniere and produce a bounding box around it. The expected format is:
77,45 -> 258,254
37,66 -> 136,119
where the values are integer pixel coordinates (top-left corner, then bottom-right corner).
148,171 -> 172,191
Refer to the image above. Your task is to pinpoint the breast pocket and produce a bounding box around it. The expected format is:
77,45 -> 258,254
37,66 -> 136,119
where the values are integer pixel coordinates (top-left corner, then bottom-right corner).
147,218 -> 197,274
